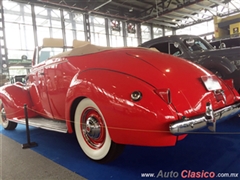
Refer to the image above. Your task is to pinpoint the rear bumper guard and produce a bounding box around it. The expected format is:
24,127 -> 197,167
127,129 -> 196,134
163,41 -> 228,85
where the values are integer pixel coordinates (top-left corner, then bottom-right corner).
169,102 -> 240,135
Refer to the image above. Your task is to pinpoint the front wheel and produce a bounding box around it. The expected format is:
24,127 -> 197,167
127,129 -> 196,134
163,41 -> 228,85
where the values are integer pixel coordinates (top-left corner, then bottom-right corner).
0,106 -> 17,130
74,98 -> 124,163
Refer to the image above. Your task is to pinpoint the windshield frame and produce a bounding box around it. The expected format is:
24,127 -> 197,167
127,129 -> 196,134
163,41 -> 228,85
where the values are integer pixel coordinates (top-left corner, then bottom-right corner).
35,46 -> 73,65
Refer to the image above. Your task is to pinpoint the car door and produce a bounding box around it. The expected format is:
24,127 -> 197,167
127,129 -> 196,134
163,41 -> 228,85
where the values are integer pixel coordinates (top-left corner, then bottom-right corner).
43,58 -> 79,120
28,47 -> 54,119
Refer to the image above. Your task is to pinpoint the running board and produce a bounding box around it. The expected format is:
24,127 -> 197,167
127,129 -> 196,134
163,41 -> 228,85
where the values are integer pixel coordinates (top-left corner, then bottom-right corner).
10,117 -> 68,133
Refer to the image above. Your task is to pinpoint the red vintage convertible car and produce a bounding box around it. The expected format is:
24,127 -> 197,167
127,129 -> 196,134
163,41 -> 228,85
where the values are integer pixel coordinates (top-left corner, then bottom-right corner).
1,39 -> 240,163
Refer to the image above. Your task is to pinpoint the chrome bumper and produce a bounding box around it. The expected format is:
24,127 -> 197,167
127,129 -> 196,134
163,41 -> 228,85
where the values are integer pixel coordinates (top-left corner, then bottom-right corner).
169,102 -> 240,135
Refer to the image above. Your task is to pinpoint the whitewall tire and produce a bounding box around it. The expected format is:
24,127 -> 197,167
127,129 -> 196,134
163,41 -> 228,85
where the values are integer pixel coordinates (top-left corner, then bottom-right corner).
74,98 -> 124,163
0,105 -> 17,130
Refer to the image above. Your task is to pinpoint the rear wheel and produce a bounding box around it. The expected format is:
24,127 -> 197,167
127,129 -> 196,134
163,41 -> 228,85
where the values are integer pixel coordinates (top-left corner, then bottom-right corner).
0,105 -> 17,130
74,98 -> 124,163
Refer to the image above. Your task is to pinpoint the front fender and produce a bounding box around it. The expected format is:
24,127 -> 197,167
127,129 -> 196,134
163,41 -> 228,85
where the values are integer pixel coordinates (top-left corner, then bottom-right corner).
0,84 -> 37,119
65,69 -> 179,146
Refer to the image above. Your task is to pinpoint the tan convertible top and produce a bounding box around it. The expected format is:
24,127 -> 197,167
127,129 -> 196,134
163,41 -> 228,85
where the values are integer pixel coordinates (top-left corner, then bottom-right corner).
42,38 -> 156,59
43,38 -> 113,58
76,44 -> 112,56
51,44 -> 114,58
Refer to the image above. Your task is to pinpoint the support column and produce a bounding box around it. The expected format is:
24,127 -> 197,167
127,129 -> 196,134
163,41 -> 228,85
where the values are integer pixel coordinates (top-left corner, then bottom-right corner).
60,9 -> 66,46
0,0 -> 9,76
83,13 -> 91,42
122,22 -> 127,47
137,23 -> 142,45
150,24 -> 154,39
172,28 -> 176,35
20,4 -> 27,49
31,4 -> 38,47
105,18 -> 110,47
69,12 -> 76,41
162,26 -> 165,36
48,9 -> 53,38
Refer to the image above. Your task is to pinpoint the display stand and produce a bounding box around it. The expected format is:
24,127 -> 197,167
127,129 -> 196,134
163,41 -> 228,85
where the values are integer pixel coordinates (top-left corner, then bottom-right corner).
22,104 -> 38,149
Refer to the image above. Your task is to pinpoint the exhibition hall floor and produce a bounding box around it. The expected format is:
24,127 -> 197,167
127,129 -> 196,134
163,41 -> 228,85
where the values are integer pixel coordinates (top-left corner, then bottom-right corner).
1,115 -> 240,180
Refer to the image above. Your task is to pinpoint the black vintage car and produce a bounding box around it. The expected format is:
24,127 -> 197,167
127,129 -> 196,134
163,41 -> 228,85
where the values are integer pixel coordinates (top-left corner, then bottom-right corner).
210,36 -> 240,49
140,35 -> 240,91
10,75 -> 26,84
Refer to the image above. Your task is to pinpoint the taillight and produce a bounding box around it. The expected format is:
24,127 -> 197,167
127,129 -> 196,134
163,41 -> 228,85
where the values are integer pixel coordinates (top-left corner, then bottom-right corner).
214,89 -> 226,104
154,88 -> 171,104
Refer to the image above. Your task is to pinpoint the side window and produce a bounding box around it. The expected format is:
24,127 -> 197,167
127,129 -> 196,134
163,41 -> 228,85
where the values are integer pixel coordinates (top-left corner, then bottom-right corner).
169,43 -> 182,56
39,51 -> 50,63
150,42 -> 169,54
37,47 -> 64,64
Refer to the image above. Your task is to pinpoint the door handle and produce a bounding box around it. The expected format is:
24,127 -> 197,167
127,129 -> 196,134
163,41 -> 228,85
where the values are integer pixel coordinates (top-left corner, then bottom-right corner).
40,72 -> 45,75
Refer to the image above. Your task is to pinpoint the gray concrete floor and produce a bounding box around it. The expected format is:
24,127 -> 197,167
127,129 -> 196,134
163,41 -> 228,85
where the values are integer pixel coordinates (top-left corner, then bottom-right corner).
0,134 -> 86,180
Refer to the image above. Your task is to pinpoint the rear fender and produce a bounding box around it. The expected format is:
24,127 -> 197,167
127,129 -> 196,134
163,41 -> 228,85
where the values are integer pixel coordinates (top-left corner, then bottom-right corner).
224,69 -> 240,94
0,84 -> 37,119
65,70 -> 179,146
200,56 -> 236,76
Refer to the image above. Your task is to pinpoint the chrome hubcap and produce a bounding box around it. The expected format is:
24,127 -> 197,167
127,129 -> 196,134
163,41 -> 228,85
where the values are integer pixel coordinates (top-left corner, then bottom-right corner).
85,117 -> 101,139
81,108 -> 106,149
1,108 -> 7,123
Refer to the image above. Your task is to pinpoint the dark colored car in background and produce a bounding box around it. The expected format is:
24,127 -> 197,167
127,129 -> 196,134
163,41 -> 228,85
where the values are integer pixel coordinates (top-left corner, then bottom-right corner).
10,75 -> 26,84
210,36 -> 240,49
140,35 -> 240,92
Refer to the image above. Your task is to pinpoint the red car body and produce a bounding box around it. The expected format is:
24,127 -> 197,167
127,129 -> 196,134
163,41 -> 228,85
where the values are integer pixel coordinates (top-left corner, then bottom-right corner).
1,39 -> 240,162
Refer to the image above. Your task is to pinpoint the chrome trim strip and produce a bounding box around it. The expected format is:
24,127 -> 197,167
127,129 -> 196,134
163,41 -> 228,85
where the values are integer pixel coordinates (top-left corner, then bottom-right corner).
169,103 -> 240,135
9,117 -> 68,133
